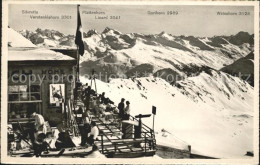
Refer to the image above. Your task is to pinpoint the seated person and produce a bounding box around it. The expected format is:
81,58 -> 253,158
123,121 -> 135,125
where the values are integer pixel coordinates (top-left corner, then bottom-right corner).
45,132 -> 56,149
87,121 -> 99,145
100,92 -> 106,103
55,130 -> 76,150
91,97 -> 97,112
99,104 -> 106,114
77,106 -> 83,114
105,101 -> 113,112
95,103 -> 105,118
57,121 -> 66,133
33,132 -> 50,157
89,96 -> 95,110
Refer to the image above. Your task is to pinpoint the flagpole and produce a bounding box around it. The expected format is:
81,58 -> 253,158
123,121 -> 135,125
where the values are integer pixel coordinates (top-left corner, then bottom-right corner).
75,4 -> 84,83
77,45 -> 79,82
76,4 -> 80,83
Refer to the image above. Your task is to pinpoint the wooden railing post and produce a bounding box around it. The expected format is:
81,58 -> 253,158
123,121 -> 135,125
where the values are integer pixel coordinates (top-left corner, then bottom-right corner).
144,132 -> 147,153
101,133 -> 104,154
188,145 -> 191,152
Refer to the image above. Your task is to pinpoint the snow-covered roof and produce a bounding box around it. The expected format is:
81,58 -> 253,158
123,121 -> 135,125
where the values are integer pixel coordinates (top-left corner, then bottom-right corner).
8,47 -> 75,61
8,27 -> 36,47
8,27 -> 76,61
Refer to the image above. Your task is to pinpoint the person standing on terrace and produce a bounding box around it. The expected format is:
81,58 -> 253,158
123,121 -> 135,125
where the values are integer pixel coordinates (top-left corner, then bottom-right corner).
118,98 -> 125,119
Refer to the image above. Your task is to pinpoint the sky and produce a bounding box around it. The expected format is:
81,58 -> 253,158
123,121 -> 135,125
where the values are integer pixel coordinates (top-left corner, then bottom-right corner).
9,4 -> 254,37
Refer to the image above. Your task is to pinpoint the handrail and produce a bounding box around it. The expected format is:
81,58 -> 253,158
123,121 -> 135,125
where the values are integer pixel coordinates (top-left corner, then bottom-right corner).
101,103 -> 156,154
111,104 -> 154,134
99,131 -> 155,154
129,115 -> 153,133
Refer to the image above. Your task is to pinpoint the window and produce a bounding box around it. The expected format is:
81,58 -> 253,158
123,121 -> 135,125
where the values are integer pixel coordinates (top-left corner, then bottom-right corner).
8,85 -> 41,102
8,85 -> 42,121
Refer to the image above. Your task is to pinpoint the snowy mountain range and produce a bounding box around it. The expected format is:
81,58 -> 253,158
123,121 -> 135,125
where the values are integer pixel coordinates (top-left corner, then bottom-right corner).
19,28 -> 76,48
13,27 -> 255,158
19,28 -> 254,84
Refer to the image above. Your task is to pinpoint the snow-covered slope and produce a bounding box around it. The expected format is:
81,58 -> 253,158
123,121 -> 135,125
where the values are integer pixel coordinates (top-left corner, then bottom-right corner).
80,69 -> 253,158
8,28 -> 36,47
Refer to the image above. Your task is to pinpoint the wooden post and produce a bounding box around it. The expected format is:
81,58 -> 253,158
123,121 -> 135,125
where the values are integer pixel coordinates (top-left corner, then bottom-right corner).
144,132 -> 147,153
94,78 -> 97,93
114,143 -> 117,152
101,134 -> 104,154
153,114 -> 155,132
188,145 -> 191,152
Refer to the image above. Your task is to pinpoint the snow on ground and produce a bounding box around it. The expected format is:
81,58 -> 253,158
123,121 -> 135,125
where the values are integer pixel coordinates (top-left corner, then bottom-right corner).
37,38 -> 59,47
8,28 -> 36,47
80,70 -> 253,158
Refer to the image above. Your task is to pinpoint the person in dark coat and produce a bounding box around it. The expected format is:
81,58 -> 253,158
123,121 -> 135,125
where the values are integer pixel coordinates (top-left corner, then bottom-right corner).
33,133 -> 50,157
78,106 -> 83,114
100,92 -> 106,103
118,98 -> 125,119
55,130 -> 75,150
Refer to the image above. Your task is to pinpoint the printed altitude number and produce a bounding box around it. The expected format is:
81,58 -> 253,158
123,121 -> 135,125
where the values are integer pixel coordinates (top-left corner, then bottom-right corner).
167,11 -> 178,15
110,16 -> 120,19
239,12 -> 250,15
61,15 -> 72,19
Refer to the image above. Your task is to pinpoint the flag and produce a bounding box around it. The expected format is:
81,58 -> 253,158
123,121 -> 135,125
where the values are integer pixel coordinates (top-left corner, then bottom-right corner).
75,5 -> 85,56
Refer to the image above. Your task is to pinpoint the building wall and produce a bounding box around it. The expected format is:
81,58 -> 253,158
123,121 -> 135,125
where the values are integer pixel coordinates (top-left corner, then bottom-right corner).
8,60 -> 76,126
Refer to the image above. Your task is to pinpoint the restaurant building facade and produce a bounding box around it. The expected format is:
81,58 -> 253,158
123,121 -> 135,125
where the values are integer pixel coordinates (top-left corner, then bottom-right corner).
8,47 -> 77,126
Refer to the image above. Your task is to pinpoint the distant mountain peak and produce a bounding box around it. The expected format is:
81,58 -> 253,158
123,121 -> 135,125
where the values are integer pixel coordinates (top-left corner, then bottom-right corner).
84,29 -> 99,38
102,27 -> 122,35
159,31 -> 166,35
235,31 -> 251,36
158,31 -> 174,40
